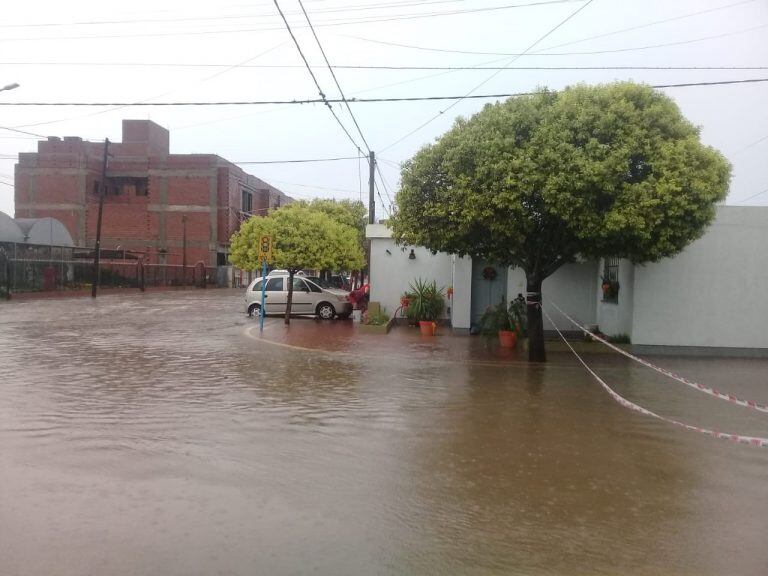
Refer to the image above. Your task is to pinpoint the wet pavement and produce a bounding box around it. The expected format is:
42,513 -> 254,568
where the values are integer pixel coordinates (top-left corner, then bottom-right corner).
1,289 -> 767,576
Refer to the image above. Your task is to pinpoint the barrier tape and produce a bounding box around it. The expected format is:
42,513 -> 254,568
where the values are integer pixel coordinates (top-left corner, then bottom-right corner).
549,301 -> 768,415
541,307 -> 768,448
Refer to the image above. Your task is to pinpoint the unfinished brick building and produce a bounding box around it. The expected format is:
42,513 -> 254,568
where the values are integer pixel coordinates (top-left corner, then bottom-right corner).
14,120 -> 289,266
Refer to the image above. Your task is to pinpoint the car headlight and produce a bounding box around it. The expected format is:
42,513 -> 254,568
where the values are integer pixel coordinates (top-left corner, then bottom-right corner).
336,294 -> 349,302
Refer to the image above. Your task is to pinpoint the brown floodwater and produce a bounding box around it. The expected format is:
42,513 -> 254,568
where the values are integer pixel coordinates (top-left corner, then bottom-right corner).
1,290 -> 767,575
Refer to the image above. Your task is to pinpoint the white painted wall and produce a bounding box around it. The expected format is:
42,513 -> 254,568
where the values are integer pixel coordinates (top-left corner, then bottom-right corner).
632,206 -> 768,349
367,224 -> 452,320
451,255 -> 472,329
596,259 -> 635,337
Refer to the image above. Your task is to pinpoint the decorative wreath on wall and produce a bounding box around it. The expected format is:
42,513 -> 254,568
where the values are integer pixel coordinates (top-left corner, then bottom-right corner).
482,266 -> 497,281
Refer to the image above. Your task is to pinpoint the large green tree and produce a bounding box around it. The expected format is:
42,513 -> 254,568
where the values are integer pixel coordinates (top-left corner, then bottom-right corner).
391,82 -> 731,361
230,203 -> 364,324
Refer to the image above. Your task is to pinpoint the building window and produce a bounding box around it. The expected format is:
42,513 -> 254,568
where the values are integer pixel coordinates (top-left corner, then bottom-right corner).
93,180 -> 101,195
217,252 -> 228,266
135,179 -> 149,196
601,258 -> 620,303
241,189 -> 253,214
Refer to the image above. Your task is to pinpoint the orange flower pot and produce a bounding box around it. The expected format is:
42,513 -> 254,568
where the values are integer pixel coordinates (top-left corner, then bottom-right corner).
498,330 -> 518,348
419,321 -> 436,336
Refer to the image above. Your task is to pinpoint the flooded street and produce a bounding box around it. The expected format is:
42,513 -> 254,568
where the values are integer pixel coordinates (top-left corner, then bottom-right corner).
1,290 -> 767,575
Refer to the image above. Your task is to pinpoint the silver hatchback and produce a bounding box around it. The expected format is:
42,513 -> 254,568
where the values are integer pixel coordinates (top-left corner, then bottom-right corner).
245,276 -> 352,320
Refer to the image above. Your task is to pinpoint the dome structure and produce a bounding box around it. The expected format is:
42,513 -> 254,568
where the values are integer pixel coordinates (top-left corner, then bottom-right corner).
0,211 -> 25,243
14,217 -> 74,246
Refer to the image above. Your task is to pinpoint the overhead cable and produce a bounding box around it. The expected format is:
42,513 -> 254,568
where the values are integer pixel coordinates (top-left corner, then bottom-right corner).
272,0 -> 362,151
3,78 -> 768,108
3,62 -> 767,71
345,22 -> 768,57
0,0 -> 583,43
234,156 -> 359,164
297,0 -> 372,153
733,186 -> 768,204
538,0 -> 757,52
380,0 -> 597,152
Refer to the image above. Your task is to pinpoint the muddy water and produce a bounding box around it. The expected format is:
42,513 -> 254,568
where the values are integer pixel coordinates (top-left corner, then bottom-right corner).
1,290 -> 767,575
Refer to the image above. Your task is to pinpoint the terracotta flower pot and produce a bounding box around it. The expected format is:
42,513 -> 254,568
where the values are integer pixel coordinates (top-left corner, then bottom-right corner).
498,330 -> 518,348
419,320 -> 436,336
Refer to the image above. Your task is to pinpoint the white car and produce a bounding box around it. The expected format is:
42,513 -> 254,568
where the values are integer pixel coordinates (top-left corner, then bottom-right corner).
245,276 -> 352,320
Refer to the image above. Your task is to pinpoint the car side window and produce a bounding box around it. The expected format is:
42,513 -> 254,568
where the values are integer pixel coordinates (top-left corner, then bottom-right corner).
305,280 -> 323,293
265,277 -> 284,291
251,280 -> 262,292
292,278 -> 310,292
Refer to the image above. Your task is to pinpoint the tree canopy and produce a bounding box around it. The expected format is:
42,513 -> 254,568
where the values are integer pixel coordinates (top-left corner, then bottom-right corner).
230,202 -> 364,273
390,82 -> 731,360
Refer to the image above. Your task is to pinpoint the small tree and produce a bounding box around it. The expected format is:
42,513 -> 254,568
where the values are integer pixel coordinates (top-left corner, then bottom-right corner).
230,203 -> 364,324
391,82 -> 731,361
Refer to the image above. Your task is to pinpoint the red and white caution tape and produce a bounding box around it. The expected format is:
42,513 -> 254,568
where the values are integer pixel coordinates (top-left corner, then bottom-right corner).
549,301 -> 768,415
542,307 -> 768,447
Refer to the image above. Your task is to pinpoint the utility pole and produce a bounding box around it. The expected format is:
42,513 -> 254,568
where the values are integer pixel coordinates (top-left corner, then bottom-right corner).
366,151 -> 376,285
91,138 -> 110,298
182,215 -> 187,285
368,150 -> 375,225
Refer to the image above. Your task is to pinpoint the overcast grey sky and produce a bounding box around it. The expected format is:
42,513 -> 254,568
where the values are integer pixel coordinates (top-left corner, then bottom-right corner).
1,0 -> 767,216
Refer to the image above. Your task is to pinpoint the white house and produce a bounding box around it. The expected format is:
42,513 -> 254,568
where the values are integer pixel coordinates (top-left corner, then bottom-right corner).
367,206 -> 768,355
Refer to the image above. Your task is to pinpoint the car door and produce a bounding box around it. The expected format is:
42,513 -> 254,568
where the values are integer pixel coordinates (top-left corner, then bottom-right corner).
289,277 -> 314,315
263,276 -> 286,315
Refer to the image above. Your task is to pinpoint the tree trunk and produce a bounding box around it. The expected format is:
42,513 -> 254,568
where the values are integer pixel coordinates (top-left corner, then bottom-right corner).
526,276 -> 546,362
284,271 -> 294,325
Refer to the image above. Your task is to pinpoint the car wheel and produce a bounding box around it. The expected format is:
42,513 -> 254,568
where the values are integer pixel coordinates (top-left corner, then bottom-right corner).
316,302 -> 336,320
248,303 -> 261,317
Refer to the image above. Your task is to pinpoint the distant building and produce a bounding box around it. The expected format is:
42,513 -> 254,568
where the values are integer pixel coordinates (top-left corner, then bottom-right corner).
14,120 -> 290,266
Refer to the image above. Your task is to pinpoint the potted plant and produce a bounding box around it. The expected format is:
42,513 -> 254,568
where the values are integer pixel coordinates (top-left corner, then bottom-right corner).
479,300 -> 516,347
479,295 -> 527,348
405,278 -> 445,336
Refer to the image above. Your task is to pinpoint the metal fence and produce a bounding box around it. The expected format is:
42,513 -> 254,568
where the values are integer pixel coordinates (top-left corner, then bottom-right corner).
0,242 -> 218,297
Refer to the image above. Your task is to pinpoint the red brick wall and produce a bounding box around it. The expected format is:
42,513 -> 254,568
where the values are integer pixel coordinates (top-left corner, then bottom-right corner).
13,122 -> 286,267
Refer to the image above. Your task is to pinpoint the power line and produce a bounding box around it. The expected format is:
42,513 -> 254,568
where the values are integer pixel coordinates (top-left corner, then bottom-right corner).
0,125 -> 46,137
733,186 -> 768,204
374,181 -> 392,217
2,78 -> 768,108
0,0 -> 479,28
538,0 -> 757,52
3,61 -> 767,71
296,0 -> 371,154
381,0 -> 597,152
265,178 -> 361,195
272,0 -> 361,151
234,156 -> 359,164
734,133 -> 768,155
0,1 -> 583,43
345,22 -> 768,58
375,162 -> 395,208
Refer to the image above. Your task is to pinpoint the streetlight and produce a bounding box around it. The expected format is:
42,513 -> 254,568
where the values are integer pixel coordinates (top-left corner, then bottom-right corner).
0,83 -> 19,93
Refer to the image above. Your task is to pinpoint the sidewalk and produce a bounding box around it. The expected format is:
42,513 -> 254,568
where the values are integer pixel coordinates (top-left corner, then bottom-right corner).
251,317 -> 624,365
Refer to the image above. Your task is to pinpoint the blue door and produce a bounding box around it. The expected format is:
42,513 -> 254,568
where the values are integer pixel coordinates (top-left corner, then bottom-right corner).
470,260 -> 508,326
